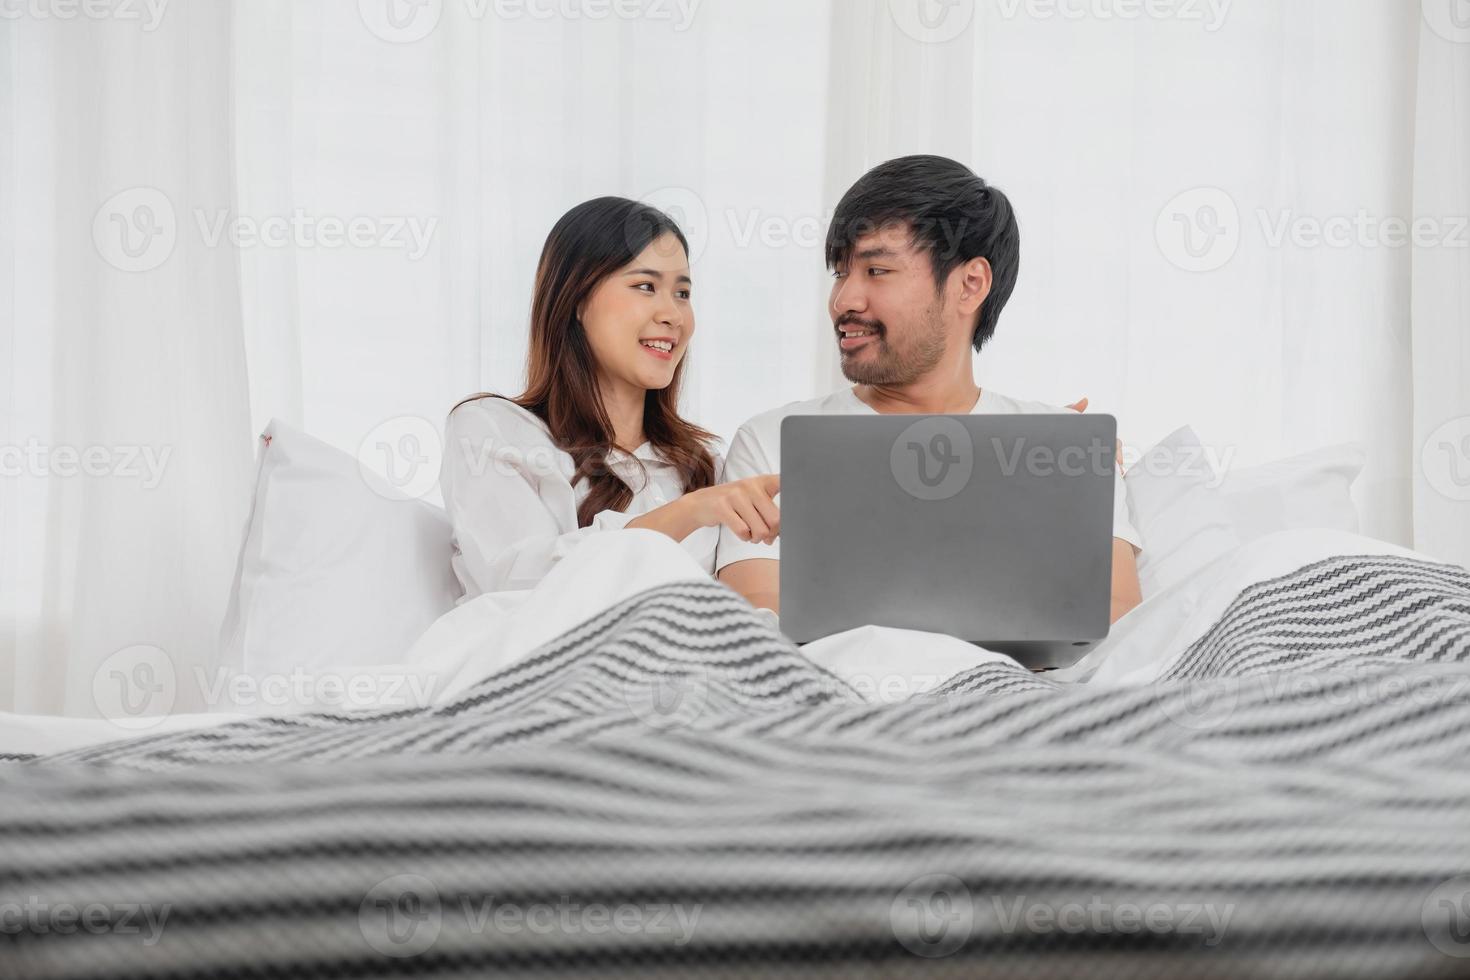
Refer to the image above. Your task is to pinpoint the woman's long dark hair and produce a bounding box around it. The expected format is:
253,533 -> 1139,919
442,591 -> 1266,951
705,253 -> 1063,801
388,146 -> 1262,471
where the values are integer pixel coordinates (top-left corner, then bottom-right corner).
452,197 -> 717,527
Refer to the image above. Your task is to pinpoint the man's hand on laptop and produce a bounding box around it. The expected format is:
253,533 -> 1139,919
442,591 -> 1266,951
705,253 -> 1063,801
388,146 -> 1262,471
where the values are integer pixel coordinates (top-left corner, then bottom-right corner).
1068,395 -> 1125,474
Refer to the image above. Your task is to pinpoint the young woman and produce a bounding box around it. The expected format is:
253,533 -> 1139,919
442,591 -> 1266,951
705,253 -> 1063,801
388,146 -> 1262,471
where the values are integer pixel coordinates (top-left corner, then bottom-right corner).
441,197 -> 780,599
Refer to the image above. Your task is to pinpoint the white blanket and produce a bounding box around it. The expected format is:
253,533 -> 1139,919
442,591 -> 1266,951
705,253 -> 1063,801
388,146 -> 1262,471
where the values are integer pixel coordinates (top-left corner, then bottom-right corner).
1,526 -> 1434,756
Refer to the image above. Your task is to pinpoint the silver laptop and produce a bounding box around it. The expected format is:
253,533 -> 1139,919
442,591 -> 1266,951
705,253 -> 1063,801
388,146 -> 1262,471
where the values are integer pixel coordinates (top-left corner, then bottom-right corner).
779,413 -> 1119,669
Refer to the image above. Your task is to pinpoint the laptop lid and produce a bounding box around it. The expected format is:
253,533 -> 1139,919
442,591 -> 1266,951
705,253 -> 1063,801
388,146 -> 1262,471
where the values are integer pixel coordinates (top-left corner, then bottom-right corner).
778,413 -> 1118,668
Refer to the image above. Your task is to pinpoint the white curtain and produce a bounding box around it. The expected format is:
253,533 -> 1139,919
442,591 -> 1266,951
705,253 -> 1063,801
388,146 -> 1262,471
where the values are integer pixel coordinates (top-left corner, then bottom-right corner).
231,0 -> 835,475
3,0 -> 1467,715
1411,8 -> 1470,572
1,3 -> 254,715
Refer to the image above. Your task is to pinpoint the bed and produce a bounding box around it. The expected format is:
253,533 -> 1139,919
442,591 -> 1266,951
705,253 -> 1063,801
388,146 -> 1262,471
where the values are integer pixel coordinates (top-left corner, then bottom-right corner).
5,535 -> 1470,978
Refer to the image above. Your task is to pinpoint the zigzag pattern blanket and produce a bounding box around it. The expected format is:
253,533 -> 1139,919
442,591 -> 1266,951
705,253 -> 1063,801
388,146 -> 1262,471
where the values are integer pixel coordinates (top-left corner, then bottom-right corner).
5,554 -> 1470,978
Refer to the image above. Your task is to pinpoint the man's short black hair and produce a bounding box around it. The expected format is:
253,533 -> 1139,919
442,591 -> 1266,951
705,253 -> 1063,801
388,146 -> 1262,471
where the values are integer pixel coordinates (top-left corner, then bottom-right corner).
825,154 -> 1020,352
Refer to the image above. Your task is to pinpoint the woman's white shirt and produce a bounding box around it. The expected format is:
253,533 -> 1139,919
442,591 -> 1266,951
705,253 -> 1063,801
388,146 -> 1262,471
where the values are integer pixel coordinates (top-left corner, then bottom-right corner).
440,397 -> 720,598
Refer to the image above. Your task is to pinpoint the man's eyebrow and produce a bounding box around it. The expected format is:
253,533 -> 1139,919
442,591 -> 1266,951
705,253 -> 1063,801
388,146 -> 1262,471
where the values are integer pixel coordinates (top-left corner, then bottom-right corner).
854,246 -> 899,260
622,268 -> 692,284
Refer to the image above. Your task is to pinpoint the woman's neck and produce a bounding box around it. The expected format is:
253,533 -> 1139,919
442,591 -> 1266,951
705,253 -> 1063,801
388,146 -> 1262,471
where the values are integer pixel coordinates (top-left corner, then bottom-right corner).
598,373 -> 647,452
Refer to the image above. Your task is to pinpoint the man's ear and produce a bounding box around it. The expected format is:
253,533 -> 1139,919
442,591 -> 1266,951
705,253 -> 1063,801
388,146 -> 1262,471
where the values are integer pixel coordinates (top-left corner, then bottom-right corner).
954,256 -> 993,319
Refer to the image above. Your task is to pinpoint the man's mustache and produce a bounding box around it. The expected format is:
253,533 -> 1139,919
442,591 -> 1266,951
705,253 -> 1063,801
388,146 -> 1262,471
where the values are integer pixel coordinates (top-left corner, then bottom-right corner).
835,315 -> 884,334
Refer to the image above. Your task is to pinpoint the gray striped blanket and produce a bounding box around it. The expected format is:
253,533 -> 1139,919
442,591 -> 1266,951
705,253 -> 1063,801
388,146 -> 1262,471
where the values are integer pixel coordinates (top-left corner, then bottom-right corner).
5,554 -> 1470,978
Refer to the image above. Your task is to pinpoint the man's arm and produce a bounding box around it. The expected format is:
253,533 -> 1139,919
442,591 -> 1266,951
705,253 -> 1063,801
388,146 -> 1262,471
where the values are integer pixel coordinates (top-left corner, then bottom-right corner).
1110,538 -> 1142,624
717,558 -> 780,613
714,420 -> 783,610
1068,399 -> 1142,624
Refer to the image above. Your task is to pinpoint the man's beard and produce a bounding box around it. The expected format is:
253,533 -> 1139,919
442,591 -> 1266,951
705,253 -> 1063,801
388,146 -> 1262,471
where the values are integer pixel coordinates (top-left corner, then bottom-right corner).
837,307 -> 947,386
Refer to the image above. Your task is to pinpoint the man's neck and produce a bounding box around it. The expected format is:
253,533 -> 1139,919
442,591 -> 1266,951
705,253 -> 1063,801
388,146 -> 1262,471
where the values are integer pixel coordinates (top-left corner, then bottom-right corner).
854,365 -> 982,415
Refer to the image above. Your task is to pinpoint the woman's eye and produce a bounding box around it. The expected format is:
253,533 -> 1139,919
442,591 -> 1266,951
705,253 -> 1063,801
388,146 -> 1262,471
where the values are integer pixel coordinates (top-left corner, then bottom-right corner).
676,289 -> 692,300
634,282 -> 656,293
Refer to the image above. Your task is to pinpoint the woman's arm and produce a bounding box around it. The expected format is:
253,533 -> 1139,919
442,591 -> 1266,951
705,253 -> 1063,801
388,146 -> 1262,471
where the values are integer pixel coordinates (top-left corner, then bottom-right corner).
628,476 -> 782,545
442,402 -> 782,595
441,401 -> 639,595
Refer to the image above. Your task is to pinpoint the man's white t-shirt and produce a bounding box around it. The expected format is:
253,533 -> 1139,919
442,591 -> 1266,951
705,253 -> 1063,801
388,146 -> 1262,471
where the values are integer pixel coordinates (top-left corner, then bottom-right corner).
715,386 -> 1142,573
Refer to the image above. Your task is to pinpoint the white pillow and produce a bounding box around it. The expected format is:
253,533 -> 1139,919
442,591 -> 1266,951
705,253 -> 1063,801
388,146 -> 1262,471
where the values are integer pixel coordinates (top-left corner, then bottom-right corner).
1125,426 -> 1240,598
1219,442 -> 1365,540
1124,426 -> 1365,597
217,420 -> 462,704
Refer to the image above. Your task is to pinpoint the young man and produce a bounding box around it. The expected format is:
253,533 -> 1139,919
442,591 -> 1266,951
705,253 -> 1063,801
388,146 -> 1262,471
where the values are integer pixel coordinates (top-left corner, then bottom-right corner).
716,154 -> 1144,623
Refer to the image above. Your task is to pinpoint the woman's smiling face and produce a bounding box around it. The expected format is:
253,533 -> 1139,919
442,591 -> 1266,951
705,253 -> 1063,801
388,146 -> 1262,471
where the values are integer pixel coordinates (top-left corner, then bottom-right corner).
579,232 -> 694,396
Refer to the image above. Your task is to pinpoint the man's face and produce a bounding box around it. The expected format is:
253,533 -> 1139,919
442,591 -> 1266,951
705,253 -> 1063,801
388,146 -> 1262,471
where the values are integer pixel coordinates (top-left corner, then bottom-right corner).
828,223 -> 950,386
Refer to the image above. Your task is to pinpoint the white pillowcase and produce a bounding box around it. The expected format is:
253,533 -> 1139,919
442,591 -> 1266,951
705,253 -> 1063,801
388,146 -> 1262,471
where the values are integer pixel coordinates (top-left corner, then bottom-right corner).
1125,425 -> 1365,598
1218,442 -> 1365,540
1124,426 -> 1241,599
217,420 -> 462,694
